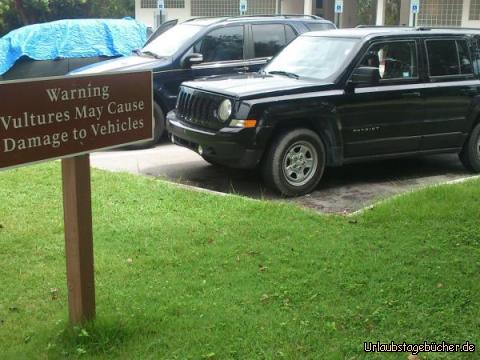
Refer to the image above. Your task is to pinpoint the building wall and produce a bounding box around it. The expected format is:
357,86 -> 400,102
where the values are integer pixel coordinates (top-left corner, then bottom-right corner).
342,1 -> 360,27
136,0 -> 285,28
135,0 -> 480,29
280,0 -> 304,14
462,0 -> 480,27
322,0 -> 335,22
399,0 -> 411,26
135,0 -> 192,29
375,0 -> 480,27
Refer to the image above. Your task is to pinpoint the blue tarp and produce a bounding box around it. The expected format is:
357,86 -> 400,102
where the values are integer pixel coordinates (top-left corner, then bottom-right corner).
0,18 -> 147,75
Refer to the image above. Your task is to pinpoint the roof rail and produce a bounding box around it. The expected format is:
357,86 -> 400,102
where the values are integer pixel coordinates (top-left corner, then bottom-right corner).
422,26 -> 480,31
280,14 -> 323,19
226,14 -> 323,20
185,14 -> 324,22
356,25 -> 480,32
184,16 -> 228,23
356,24 -> 411,28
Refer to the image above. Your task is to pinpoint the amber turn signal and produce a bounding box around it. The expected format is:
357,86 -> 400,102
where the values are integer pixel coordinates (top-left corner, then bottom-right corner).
230,119 -> 257,128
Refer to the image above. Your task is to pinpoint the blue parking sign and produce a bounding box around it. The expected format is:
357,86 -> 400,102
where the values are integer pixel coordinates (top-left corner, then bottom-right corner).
411,0 -> 420,14
240,0 -> 248,13
334,0 -> 343,14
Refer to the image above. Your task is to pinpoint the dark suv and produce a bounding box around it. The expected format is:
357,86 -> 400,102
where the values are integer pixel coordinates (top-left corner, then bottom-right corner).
72,15 -> 335,145
167,27 -> 480,196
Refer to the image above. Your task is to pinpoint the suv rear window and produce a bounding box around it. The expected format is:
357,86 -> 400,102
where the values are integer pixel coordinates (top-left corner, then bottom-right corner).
252,24 -> 293,58
426,39 -> 473,77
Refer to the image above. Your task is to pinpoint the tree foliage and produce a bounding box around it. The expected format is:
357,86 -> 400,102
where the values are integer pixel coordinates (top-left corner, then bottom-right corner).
0,0 -> 134,36
357,0 -> 377,26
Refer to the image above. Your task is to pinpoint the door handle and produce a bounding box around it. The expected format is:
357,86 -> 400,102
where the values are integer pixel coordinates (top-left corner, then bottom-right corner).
401,91 -> 421,98
234,66 -> 250,72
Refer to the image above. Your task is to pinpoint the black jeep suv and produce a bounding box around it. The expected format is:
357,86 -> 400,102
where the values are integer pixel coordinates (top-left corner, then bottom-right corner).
72,15 -> 334,145
167,27 -> 480,196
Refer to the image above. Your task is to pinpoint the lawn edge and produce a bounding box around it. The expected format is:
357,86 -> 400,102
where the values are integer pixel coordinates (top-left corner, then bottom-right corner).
349,174 -> 480,217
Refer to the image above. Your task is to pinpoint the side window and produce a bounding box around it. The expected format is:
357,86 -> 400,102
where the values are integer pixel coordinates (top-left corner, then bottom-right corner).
359,41 -> 418,80
285,25 -> 297,44
305,23 -> 335,31
457,40 -> 473,74
252,24 -> 287,58
426,39 -> 468,77
198,26 -> 244,63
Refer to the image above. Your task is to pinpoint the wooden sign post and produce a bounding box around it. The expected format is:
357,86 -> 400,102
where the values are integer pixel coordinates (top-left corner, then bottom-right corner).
62,155 -> 96,323
0,71 -> 153,324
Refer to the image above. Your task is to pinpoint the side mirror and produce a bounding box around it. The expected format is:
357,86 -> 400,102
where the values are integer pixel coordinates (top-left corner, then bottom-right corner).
350,66 -> 380,85
182,53 -> 204,68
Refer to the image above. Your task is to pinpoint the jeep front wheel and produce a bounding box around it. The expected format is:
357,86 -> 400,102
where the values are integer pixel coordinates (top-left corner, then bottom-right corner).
459,122 -> 480,172
262,128 -> 326,197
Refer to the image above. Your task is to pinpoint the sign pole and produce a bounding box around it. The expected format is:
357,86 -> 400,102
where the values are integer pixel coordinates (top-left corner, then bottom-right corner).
158,0 -> 165,25
62,155 -> 96,324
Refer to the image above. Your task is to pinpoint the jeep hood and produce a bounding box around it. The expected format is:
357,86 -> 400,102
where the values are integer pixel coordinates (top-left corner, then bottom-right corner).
70,54 -> 171,75
182,73 -> 334,99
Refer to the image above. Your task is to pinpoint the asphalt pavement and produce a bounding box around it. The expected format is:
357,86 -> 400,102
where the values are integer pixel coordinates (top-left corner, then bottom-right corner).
90,143 -> 473,214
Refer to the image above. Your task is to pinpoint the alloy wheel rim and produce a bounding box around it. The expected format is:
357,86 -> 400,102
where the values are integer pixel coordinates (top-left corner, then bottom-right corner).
282,141 -> 318,187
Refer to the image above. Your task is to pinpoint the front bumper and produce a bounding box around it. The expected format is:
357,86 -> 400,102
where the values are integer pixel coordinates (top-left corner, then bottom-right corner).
166,110 -> 264,169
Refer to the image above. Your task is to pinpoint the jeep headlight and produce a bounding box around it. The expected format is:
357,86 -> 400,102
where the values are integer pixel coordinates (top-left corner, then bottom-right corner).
218,99 -> 232,122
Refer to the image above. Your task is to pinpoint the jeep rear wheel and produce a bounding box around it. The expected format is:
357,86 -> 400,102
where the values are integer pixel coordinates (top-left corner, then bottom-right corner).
460,122 -> 480,172
262,128 -> 326,197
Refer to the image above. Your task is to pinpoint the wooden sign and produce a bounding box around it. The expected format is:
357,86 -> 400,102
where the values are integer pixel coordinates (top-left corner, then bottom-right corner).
0,71 -> 153,169
0,71 -> 153,324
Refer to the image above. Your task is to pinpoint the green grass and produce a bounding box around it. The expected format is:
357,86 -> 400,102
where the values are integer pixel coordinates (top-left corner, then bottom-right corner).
0,163 -> 478,359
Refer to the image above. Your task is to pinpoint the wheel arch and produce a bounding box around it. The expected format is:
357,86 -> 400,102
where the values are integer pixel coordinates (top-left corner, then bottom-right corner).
257,108 -> 343,167
153,93 -> 168,118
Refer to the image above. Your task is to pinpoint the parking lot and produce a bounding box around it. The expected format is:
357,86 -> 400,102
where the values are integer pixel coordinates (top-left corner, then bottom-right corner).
91,142 -> 473,214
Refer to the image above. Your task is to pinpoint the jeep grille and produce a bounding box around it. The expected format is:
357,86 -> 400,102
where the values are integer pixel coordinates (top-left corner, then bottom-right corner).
177,87 -> 225,130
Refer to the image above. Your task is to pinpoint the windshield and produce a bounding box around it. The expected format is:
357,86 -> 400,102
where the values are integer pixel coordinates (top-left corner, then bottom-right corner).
142,24 -> 203,57
264,36 -> 359,81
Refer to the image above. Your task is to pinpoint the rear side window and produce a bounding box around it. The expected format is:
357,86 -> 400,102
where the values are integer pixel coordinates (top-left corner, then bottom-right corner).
252,24 -> 289,58
285,25 -> 296,44
457,40 -> 473,74
199,26 -> 244,62
305,23 -> 335,31
426,39 -> 473,76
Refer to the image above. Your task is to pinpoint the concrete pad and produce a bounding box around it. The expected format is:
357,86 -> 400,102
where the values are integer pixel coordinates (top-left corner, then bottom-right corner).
91,143 -> 474,214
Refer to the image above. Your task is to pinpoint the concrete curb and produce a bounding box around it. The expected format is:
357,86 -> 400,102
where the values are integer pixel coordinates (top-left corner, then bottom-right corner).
349,174 -> 480,217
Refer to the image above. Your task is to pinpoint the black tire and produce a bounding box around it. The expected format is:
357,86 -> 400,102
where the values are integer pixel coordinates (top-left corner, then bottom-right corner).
459,122 -> 480,172
262,128 -> 326,197
129,103 -> 164,149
